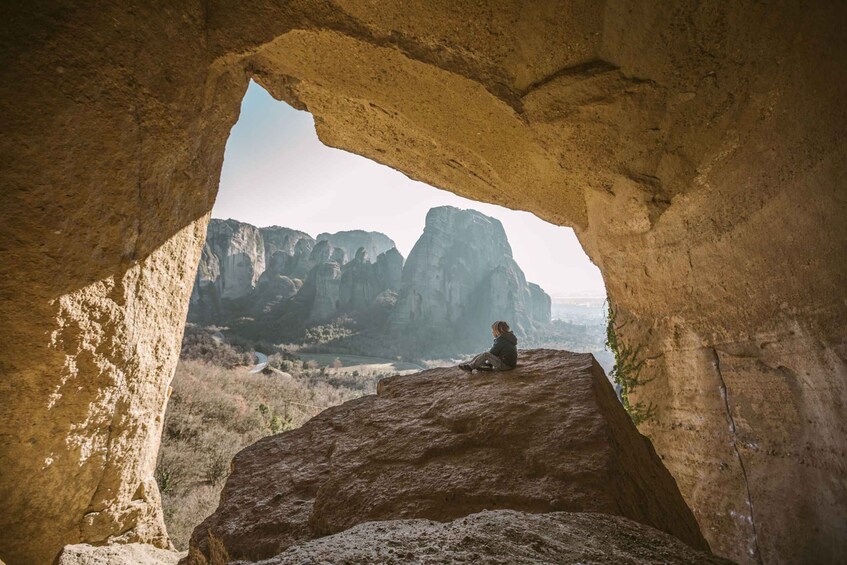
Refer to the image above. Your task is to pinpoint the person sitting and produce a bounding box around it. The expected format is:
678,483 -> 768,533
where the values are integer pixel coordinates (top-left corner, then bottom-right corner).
459,320 -> 518,372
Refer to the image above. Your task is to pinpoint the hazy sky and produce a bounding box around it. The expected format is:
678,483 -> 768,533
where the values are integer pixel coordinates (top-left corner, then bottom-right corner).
213,81 -> 605,298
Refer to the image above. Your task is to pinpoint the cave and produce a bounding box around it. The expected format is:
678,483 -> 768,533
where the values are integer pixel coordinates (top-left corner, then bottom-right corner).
1,2 -> 845,564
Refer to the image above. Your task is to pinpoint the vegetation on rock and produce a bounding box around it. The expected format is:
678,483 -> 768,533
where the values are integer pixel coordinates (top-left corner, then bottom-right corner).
605,302 -> 655,426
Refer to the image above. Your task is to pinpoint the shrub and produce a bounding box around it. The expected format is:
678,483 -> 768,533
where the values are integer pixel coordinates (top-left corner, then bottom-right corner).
180,324 -> 252,367
605,302 -> 656,425
155,450 -> 188,495
161,486 -> 220,551
156,358 -> 369,549
203,448 -> 231,487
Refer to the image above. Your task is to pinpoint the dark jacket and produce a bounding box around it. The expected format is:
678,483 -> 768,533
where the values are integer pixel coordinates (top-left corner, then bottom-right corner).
489,331 -> 518,368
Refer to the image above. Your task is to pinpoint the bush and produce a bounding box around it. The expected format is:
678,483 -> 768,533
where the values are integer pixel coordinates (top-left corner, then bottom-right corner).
180,324 -> 252,367
161,486 -> 220,551
156,358 -> 368,549
605,302 -> 656,425
203,447 -> 231,487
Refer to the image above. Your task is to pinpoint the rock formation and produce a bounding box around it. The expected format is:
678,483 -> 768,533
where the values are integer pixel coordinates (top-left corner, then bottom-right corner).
316,230 -> 397,264
390,206 -> 551,352
188,219 -> 404,327
374,247 -> 404,292
336,248 -> 391,312
2,3 -> 846,564
56,544 -> 184,565
187,213 -> 547,354
261,237 -> 315,282
305,261 -> 342,322
527,282 -> 553,326
252,510 -> 732,565
202,219 -> 266,301
260,226 -> 313,260
186,350 -> 708,563
189,220 -> 266,322
190,220 -> 309,322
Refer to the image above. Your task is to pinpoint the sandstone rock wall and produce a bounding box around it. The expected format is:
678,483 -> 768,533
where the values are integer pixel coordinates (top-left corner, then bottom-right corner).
186,350 -> 708,563
2,2 -> 845,563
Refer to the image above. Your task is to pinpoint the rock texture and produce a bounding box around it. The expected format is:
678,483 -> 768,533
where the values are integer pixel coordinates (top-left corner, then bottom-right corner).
390,206 -> 551,352
2,3 -> 846,564
250,510 -> 732,565
56,544 -> 185,565
316,230 -> 397,264
186,350 -> 708,563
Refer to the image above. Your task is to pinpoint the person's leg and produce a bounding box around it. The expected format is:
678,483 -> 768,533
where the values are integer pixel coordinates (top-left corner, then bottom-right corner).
467,352 -> 487,369
469,352 -> 505,370
482,352 -> 506,370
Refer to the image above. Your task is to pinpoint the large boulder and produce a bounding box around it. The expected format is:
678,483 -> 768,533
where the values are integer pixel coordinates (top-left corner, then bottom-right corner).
249,510 -> 732,565
186,350 -> 708,563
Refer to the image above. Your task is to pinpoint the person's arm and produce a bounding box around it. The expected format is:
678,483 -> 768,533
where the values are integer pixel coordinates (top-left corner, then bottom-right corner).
489,337 -> 503,357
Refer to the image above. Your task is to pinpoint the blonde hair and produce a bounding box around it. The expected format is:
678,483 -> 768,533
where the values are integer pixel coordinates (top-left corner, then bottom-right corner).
491,321 -> 510,336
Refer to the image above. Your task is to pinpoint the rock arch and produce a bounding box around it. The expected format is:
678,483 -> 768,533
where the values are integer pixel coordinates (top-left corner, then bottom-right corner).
1,2 -> 845,564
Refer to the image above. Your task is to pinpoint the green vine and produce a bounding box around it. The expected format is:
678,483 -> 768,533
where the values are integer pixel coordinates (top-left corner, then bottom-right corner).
605,302 -> 656,425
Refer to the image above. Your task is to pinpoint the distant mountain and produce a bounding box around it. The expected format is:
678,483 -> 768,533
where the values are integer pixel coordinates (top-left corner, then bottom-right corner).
389,206 -> 551,353
188,220 -> 402,332
316,230 -> 397,265
187,209 -> 551,358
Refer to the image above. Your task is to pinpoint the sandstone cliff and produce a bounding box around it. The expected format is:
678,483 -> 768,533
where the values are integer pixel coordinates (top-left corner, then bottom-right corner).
186,350 -> 708,563
390,206 -> 551,353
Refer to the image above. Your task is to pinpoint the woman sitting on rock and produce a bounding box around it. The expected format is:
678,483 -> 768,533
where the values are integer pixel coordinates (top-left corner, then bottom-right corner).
459,320 -> 518,372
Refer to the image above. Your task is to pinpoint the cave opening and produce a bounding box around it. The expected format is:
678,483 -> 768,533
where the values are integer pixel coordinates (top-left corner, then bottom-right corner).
5,5 -> 844,564
156,80 -> 610,549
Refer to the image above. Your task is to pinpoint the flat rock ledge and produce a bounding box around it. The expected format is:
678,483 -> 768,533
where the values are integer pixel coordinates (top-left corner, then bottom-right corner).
56,543 -> 185,565
247,510 -> 733,565
187,350 -> 711,563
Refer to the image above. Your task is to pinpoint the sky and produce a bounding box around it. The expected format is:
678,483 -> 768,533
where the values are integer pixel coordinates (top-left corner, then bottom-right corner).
213,81 -> 605,298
